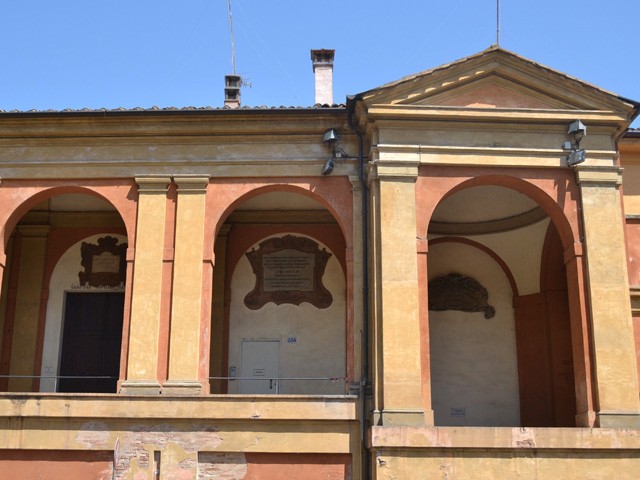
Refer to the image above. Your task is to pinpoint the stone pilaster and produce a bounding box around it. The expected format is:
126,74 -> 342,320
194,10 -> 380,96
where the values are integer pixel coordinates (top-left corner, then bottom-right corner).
576,165 -> 640,427
121,176 -> 171,395
369,160 -> 424,426
210,224 -> 231,394
164,175 -> 210,395
349,176 -> 364,387
8,225 -> 49,392
416,237 -> 435,425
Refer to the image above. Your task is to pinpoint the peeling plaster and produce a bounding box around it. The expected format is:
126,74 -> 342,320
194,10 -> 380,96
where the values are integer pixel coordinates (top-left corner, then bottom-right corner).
198,453 -> 248,480
76,422 -> 111,448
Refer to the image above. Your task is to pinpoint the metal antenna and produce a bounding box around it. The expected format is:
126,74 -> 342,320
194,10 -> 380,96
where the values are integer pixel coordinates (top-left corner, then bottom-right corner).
227,0 -> 237,74
496,0 -> 501,46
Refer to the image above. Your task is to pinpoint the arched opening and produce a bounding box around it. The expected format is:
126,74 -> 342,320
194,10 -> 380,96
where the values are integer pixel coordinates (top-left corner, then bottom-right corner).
0,193 -> 128,393
209,190 -> 348,394
426,184 -> 576,426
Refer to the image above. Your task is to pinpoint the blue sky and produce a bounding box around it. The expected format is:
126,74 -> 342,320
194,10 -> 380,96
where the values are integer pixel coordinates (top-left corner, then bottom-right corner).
1,0 -> 638,124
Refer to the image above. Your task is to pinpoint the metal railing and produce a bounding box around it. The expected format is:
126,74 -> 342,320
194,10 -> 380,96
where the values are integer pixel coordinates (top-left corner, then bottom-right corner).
0,375 -> 351,395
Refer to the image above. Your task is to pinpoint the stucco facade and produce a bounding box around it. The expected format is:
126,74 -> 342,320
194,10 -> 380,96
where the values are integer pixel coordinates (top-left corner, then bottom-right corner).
0,46 -> 639,479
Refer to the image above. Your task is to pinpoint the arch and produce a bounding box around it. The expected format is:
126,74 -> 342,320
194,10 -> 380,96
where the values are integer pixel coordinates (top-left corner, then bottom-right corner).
417,169 -> 580,251
204,177 -> 355,264
207,180 -> 354,395
213,183 -> 349,241
429,237 -> 519,297
0,183 -> 134,393
420,168 -> 591,426
1,183 -> 136,250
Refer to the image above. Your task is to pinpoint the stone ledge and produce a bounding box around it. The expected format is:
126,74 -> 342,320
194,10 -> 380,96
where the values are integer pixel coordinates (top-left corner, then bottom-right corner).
0,393 -> 358,421
369,426 -> 640,450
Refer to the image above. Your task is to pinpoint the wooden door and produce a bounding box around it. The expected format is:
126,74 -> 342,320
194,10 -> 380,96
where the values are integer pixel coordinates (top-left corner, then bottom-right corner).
58,292 -> 124,393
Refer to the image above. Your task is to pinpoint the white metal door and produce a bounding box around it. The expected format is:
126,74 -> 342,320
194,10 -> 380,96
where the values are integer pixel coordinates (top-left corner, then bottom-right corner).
239,340 -> 280,394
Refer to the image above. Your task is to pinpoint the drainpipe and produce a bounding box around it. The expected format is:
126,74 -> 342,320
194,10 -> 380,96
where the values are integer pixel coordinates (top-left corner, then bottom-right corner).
347,95 -> 369,480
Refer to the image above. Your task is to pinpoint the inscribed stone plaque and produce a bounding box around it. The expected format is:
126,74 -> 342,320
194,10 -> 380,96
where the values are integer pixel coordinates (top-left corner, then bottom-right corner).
93,252 -> 120,273
244,235 -> 333,309
78,236 -> 127,288
263,249 -> 314,292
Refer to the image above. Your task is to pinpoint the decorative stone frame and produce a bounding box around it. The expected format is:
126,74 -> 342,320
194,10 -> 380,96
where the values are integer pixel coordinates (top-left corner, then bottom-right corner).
244,235 -> 333,309
78,236 -> 127,288
428,272 -> 495,319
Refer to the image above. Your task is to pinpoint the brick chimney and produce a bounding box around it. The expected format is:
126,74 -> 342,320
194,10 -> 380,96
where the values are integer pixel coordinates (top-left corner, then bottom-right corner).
311,49 -> 334,105
224,74 -> 241,108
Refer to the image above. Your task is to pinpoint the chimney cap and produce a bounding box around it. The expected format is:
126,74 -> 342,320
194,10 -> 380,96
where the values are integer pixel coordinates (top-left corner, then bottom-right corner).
311,49 -> 335,69
224,74 -> 241,109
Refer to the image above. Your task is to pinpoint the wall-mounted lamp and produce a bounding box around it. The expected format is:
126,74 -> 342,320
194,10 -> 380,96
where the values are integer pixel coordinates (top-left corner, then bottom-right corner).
321,128 -> 354,175
562,120 -> 587,167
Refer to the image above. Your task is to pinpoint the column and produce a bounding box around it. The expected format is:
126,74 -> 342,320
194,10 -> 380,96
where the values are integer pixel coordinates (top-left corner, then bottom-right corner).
210,224 -> 230,394
120,176 -> 171,395
370,161 -> 424,426
164,175 -> 209,395
349,176 -> 364,392
576,165 -> 640,427
416,238 -> 435,425
564,243 -> 596,427
0,247 -> 7,339
8,225 -> 49,392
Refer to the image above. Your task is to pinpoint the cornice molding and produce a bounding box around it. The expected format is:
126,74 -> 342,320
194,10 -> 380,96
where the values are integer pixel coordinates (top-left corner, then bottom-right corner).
135,176 -> 172,193
429,207 -> 547,235
372,143 -> 617,169
574,166 -> 623,186
173,175 -> 210,194
367,159 -> 420,181
226,210 -> 337,225
366,105 -> 628,126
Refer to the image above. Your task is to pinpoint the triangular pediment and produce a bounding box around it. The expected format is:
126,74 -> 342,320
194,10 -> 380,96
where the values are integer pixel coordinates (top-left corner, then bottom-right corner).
424,75 -> 571,109
357,46 -> 637,114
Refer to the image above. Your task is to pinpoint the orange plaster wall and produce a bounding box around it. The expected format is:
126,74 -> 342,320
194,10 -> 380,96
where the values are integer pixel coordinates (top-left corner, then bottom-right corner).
634,314 -> 640,390
625,221 -> 640,392
0,450 -> 113,480
244,453 -> 351,480
199,453 -> 351,480
625,221 -> 640,286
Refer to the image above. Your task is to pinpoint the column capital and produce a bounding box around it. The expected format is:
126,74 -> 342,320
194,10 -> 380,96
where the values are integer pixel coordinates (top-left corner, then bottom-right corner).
173,175 -> 210,193
349,175 -> 363,191
417,237 -> 428,254
135,176 -> 172,193
574,165 -> 622,186
16,225 -> 51,237
563,242 -> 584,264
368,160 -> 419,182
217,224 -> 232,238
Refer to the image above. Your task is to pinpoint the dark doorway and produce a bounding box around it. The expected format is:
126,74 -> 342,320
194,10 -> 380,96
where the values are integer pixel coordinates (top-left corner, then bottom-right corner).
58,292 -> 124,393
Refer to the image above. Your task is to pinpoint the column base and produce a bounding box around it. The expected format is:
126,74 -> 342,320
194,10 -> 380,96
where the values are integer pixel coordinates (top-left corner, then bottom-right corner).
575,410 -> 597,427
119,380 -> 161,395
377,409 -> 425,427
597,411 -> 640,428
162,380 -> 204,395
